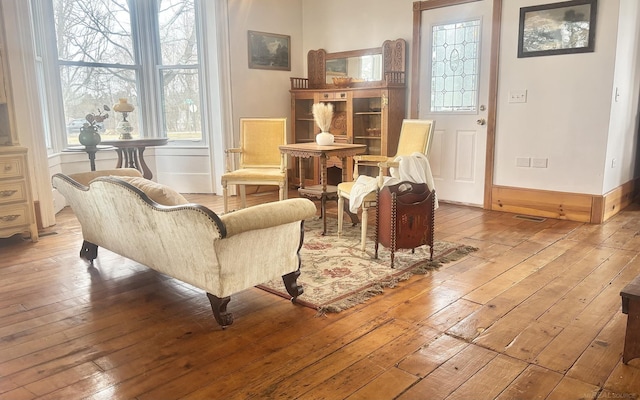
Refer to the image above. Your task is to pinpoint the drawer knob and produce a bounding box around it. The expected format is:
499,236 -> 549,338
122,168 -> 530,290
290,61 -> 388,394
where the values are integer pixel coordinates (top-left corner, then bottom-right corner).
0,190 -> 17,198
4,165 -> 12,172
0,214 -> 20,222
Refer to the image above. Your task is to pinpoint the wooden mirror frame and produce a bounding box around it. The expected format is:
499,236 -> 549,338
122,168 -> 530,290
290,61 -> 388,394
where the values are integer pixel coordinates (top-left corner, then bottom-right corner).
306,39 -> 406,89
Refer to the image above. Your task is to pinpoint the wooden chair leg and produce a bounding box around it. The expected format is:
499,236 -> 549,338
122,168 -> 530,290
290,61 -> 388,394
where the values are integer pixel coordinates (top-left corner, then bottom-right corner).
222,184 -> 229,213
239,185 -> 247,209
337,195 -> 344,237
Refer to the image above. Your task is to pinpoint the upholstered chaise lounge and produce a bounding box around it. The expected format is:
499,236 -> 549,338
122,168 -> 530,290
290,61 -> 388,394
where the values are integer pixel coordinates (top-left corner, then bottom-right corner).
52,169 -> 317,328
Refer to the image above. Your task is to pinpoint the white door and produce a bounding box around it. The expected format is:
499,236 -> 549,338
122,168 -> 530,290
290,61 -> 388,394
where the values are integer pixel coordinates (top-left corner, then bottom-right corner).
418,0 -> 493,206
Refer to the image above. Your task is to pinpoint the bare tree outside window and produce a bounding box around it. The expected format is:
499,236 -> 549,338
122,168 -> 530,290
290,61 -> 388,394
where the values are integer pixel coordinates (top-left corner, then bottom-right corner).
52,0 -> 202,144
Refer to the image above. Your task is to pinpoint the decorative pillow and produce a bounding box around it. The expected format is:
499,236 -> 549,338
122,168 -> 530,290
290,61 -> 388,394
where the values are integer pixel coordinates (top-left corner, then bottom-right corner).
69,168 -> 142,186
114,176 -> 189,206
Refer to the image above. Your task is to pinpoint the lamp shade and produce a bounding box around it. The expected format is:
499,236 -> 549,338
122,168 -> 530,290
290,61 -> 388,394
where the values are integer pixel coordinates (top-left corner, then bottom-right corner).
113,98 -> 135,113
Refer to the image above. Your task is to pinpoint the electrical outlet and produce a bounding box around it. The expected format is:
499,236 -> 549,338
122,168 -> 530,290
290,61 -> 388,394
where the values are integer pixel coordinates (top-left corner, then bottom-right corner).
509,90 -> 527,103
516,157 -> 531,167
532,158 -> 548,168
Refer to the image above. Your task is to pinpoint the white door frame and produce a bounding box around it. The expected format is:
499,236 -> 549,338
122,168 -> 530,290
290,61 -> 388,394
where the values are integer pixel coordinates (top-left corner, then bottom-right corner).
411,0 -> 501,209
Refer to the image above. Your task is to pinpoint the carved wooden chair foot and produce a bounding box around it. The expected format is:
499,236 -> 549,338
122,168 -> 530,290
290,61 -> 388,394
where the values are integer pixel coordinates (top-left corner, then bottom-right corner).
282,269 -> 304,300
207,293 -> 233,328
79,240 -> 98,262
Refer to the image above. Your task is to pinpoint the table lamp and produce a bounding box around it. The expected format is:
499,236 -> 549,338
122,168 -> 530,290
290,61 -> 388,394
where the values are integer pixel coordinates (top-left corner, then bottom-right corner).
113,98 -> 135,139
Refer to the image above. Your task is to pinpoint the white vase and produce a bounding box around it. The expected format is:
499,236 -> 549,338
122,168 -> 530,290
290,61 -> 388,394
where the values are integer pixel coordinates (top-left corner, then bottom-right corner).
315,131 -> 334,146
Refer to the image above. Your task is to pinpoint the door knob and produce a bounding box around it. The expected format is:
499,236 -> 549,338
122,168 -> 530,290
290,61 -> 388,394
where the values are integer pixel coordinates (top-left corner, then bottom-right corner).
476,118 -> 486,126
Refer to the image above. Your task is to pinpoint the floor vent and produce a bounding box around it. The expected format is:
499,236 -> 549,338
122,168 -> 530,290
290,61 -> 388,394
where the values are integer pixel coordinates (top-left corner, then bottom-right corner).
514,215 -> 546,222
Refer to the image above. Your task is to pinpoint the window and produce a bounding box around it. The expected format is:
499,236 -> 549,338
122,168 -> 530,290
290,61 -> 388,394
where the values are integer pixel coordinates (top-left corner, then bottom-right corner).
430,19 -> 481,113
37,0 -> 204,146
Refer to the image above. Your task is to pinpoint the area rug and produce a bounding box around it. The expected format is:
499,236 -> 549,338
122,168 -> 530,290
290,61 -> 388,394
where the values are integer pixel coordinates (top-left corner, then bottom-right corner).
257,217 -> 478,313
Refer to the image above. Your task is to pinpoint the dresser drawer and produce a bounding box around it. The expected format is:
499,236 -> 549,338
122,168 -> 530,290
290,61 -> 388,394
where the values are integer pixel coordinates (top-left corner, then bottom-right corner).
0,156 -> 24,179
319,91 -> 348,100
0,203 -> 30,229
0,180 -> 27,204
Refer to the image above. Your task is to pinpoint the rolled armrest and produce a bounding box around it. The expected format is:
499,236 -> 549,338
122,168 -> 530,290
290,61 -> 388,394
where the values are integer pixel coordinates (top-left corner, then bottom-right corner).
219,198 -> 317,238
379,161 -> 400,169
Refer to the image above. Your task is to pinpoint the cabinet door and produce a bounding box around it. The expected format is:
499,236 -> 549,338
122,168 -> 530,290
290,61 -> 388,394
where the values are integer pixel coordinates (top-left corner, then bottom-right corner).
291,94 -> 314,144
352,95 -> 383,155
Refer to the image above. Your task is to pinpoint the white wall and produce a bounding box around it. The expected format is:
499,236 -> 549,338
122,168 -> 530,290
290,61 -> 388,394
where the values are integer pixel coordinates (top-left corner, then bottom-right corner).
227,0 -> 304,139
604,0 -> 640,193
495,0 -> 620,195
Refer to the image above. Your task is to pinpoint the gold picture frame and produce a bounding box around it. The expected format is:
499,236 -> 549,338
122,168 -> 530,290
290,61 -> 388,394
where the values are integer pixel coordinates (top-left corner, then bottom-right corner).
248,30 -> 291,71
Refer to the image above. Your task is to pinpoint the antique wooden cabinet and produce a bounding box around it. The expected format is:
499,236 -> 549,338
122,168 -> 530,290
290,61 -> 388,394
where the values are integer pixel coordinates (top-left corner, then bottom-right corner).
0,15 -> 38,241
289,39 -> 407,187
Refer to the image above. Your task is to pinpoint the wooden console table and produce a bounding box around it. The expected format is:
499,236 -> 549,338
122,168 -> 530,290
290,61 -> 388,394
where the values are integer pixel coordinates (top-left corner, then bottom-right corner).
279,142 -> 366,235
101,138 -> 168,179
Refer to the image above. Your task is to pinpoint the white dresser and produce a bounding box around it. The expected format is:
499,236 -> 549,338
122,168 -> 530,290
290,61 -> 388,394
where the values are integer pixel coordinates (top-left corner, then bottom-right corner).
0,146 -> 38,241
0,9 -> 38,242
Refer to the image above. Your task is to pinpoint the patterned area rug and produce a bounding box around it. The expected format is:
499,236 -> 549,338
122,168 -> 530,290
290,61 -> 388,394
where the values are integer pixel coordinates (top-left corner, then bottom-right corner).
257,217 -> 478,313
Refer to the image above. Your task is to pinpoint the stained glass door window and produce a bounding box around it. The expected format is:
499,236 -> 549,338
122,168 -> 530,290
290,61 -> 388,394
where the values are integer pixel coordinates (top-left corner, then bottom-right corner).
430,19 -> 481,112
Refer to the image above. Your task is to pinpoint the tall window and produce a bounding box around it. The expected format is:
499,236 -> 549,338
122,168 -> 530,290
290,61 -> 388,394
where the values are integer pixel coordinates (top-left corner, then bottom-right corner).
41,0 -> 203,146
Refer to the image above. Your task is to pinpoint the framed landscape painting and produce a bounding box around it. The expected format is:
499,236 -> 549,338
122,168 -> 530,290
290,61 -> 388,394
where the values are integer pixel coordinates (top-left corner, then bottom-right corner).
248,31 -> 291,71
517,0 -> 597,58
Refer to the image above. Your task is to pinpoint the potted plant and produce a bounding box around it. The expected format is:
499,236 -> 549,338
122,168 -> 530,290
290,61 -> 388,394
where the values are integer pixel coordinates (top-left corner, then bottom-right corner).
312,102 -> 334,145
79,105 -> 110,147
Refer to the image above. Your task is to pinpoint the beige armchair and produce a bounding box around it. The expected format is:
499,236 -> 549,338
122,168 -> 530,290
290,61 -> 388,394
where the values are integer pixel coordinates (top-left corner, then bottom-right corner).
221,118 -> 288,213
337,119 -> 435,251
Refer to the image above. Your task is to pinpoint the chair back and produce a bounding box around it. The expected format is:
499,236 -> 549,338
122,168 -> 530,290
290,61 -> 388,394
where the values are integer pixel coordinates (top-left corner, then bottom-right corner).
239,118 -> 287,168
394,119 -> 435,158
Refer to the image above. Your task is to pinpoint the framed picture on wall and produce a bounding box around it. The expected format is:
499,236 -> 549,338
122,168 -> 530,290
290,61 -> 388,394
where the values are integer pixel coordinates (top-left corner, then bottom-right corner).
517,0 -> 597,58
248,31 -> 291,71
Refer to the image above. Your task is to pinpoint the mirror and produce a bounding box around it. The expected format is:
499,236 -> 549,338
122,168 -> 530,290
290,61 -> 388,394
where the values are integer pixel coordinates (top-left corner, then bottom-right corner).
325,52 -> 383,84
304,39 -> 406,89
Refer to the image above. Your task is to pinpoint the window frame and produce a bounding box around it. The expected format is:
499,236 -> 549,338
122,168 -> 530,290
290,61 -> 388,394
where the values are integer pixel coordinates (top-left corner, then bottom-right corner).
32,0 -> 208,151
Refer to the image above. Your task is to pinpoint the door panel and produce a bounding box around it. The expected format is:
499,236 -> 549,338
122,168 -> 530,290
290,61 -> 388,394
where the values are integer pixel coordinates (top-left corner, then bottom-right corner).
417,0 -> 493,206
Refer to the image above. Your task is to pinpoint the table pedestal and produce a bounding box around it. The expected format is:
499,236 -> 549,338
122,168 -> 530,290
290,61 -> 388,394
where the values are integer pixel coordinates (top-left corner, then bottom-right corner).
102,138 -> 168,179
63,145 -> 115,171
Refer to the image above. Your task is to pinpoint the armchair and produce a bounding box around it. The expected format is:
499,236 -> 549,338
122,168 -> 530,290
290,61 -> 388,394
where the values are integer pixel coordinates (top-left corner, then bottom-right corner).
221,118 -> 288,213
337,119 -> 435,251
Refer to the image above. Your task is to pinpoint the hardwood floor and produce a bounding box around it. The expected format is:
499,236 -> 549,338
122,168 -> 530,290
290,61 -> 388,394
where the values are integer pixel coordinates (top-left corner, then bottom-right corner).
1,188 -> 640,399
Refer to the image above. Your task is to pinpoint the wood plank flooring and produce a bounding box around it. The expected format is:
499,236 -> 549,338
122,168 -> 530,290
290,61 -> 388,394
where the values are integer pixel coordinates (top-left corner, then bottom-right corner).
1,189 -> 640,399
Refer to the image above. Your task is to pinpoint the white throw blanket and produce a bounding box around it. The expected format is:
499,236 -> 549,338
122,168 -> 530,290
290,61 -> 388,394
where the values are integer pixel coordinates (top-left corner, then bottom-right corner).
348,152 -> 438,213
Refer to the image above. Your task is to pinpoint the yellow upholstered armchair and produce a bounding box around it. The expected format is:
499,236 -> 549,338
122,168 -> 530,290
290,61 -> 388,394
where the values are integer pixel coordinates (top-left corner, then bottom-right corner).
337,119 -> 435,251
221,118 -> 288,213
